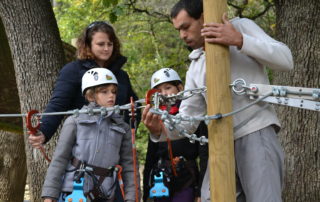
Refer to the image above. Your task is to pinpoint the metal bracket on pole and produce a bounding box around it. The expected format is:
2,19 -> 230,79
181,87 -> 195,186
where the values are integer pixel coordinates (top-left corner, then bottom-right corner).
246,84 -> 320,111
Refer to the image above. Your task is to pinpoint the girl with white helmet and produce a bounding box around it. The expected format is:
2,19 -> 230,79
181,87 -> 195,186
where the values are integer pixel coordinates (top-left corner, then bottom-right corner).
143,68 -> 208,202
42,68 -> 140,202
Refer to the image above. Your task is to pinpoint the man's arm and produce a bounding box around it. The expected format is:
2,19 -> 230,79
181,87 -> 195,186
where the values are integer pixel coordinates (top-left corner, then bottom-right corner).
201,13 -> 293,71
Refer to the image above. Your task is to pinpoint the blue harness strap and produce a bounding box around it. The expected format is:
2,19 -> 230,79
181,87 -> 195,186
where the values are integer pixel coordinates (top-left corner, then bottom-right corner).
149,172 -> 169,198
65,178 -> 86,202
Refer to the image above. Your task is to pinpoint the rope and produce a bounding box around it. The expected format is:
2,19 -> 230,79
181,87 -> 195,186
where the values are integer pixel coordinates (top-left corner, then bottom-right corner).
129,97 -> 139,202
115,165 -> 125,200
161,121 -> 177,177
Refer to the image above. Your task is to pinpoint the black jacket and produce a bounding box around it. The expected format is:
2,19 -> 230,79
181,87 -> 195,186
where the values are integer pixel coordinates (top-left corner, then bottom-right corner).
143,121 -> 208,201
40,56 -> 140,142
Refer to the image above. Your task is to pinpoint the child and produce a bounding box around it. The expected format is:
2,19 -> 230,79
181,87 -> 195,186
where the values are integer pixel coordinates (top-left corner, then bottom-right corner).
42,68 -> 139,202
143,68 -> 208,202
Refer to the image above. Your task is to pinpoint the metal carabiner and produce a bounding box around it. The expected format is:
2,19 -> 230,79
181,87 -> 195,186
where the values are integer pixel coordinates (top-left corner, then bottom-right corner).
26,110 -> 40,135
145,89 -> 161,107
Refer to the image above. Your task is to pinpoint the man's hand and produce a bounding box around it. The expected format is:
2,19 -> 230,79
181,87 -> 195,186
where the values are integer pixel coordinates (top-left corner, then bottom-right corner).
28,131 -> 45,149
142,104 -> 162,136
201,13 -> 243,49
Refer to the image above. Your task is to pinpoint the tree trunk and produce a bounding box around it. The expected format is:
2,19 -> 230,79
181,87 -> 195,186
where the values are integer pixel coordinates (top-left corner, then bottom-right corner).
0,0 -> 66,201
274,1 -> 320,201
0,130 -> 26,202
0,17 -> 26,202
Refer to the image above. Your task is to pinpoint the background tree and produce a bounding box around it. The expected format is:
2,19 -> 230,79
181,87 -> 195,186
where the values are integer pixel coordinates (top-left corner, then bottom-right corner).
274,0 -> 320,201
0,19 -> 26,202
0,0 -> 66,201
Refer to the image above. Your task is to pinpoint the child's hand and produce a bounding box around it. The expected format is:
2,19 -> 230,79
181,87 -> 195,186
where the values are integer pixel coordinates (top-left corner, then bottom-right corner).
142,104 -> 162,136
28,131 -> 45,149
43,198 -> 56,202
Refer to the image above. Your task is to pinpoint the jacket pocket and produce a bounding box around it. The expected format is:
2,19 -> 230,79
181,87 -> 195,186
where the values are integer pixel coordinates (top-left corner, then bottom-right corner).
108,125 -> 125,148
77,120 -> 97,140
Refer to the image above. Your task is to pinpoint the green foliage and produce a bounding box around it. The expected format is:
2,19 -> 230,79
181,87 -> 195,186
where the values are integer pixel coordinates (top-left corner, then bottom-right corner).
228,0 -> 276,36
102,0 -> 118,7
0,121 -> 23,134
135,124 -> 149,163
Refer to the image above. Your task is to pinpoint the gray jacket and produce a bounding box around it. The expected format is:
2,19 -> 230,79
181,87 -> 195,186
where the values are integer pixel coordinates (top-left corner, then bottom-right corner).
42,103 -> 139,201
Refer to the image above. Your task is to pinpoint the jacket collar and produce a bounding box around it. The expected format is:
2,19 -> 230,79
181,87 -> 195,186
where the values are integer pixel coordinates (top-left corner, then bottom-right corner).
189,47 -> 204,61
80,55 -> 127,74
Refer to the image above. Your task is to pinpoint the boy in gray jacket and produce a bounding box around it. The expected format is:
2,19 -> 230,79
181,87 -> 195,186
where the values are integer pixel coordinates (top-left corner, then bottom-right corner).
42,68 -> 139,202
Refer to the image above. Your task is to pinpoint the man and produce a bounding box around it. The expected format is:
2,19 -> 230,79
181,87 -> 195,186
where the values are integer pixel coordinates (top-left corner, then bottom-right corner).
142,0 -> 293,201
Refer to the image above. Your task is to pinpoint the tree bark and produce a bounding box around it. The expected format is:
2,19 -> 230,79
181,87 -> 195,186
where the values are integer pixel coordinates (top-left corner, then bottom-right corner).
0,130 -> 26,202
274,0 -> 320,201
0,0 -> 66,201
0,19 -> 22,129
0,17 -> 26,202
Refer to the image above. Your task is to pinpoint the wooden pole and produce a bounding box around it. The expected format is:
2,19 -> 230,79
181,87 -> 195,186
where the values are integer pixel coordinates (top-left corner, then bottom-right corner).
203,0 -> 236,202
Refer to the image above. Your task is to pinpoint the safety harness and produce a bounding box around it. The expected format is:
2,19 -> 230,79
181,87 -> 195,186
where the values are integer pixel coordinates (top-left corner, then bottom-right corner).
146,90 -> 192,198
66,157 -> 124,201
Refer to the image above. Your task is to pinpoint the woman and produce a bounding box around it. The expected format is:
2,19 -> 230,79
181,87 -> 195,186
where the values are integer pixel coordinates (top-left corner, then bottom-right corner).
29,21 -> 139,147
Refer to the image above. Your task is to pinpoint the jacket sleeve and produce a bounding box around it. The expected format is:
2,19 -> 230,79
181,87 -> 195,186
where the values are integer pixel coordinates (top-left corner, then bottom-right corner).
40,63 -> 80,143
143,138 -> 159,201
234,18 -> 293,71
41,116 -> 77,199
119,124 -> 141,202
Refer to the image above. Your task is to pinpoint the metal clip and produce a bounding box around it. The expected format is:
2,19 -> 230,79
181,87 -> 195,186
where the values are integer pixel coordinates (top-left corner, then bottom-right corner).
312,90 -> 320,100
100,107 -> 107,116
114,105 -> 120,114
231,78 -> 248,95
272,87 -> 280,96
189,134 -> 197,144
199,136 -> 207,145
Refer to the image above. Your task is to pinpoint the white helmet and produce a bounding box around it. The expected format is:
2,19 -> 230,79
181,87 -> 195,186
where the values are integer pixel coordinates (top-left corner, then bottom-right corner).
150,68 -> 182,89
82,68 -> 118,94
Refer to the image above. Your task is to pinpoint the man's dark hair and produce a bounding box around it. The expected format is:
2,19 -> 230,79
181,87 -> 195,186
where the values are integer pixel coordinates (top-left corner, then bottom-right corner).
170,0 -> 203,19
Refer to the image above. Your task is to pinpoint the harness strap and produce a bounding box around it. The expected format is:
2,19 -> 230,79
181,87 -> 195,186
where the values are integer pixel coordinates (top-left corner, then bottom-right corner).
115,165 -> 125,199
71,157 -> 114,177
71,158 -> 122,201
130,97 -> 139,202
160,121 -> 177,177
